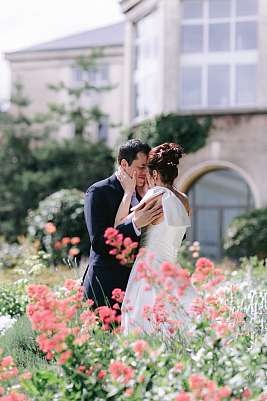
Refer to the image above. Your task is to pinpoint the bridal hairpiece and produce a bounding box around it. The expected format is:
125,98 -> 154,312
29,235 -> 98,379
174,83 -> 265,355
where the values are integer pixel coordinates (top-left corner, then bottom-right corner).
166,161 -> 176,166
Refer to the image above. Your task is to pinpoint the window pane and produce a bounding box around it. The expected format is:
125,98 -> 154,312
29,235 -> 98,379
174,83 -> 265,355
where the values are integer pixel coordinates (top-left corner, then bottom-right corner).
236,0 -> 258,17
208,65 -> 230,107
72,67 -> 82,82
194,170 -> 252,206
196,209 -> 220,259
98,117 -> 109,141
236,64 -> 257,105
182,0 -> 203,19
209,0 -> 231,18
181,67 -> 202,107
181,25 -> 203,53
236,21 -> 257,50
209,23 -> 230,52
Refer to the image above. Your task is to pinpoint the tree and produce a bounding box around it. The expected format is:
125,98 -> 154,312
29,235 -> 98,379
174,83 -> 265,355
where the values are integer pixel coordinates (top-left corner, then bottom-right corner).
0,76 -> 115,242
47,50 -> 114,138
126,113 -> 212,154
224,208 -> 267,259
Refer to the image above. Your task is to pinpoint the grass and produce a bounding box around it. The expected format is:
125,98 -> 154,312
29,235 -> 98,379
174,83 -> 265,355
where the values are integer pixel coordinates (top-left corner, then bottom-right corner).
0,263 -> 86,286
0,315 -> 48,370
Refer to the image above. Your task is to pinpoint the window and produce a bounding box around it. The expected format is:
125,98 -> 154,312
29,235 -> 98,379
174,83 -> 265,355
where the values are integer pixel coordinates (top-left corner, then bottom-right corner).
182,0 -> 203,19
72,64 -> 109,86
187,169 -> 255,259
134,11 -> 159,119
209,0 -> 231,18
97,117 -> 109,141
180,0 -> 258,109
209,23 -> 230,52
181,66 -> 202,107
235,21 -> 257,50
236,0 -> 258,17
208,65 -> 230,107
236,64 -> 257,105
181,25 -> 203,53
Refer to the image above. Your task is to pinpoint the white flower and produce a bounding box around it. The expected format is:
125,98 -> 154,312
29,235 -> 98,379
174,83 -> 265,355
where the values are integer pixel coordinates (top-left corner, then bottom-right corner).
0,315 -> 16,335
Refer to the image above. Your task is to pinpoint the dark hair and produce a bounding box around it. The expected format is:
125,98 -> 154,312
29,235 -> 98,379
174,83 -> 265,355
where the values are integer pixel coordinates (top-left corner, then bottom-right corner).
118,139 -> 151,166
147,143 -> 184,185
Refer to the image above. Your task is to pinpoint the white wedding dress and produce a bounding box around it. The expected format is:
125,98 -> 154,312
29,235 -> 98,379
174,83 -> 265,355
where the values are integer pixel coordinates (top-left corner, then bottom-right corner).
121,186 -> 198,335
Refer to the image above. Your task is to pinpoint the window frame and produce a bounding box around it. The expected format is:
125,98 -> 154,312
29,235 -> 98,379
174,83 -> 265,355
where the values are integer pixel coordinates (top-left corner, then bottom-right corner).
179,0 -> 258,110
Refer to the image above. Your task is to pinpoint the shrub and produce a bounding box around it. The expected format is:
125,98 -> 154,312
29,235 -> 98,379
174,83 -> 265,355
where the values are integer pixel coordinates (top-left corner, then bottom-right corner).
0,135 -> 114,241
0,281 -> 28,317
224,208 -> 267,259
0,315 -> 47,370
27,189 -> 88,261
126,113 -> 212,153
0,237 -> 50,272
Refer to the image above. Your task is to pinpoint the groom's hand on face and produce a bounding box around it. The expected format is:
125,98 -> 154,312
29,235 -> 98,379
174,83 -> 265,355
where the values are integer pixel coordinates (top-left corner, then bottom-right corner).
132,195 -> 163,229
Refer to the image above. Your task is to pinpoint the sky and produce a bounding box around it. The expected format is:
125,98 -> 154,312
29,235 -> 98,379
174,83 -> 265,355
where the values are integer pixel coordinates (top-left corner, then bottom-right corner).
0,0 -> 123,103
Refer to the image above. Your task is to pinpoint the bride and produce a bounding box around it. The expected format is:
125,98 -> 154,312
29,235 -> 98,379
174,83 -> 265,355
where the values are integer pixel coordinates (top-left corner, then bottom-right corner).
115,143 -> 198,335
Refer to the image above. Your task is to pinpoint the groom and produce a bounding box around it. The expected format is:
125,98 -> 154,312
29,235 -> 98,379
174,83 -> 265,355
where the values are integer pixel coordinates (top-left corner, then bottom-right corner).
82,139 -> 163,307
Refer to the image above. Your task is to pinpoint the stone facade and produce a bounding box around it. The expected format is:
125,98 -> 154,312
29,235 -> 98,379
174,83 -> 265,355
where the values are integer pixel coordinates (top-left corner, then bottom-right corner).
120,0 -> 267,258
120,0 -> 267,206
5,24 -> 125,146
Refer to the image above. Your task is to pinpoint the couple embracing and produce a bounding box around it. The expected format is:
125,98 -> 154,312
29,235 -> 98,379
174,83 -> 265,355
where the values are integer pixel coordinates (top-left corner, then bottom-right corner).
82,139 -> 197,334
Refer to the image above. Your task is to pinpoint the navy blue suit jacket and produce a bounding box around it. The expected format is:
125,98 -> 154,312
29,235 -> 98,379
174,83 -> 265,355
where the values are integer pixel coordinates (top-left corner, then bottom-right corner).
82,174 -> 140,307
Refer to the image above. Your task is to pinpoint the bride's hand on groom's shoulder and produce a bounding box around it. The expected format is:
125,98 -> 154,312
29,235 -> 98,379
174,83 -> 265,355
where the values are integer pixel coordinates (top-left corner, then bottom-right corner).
132,195 -> 163,229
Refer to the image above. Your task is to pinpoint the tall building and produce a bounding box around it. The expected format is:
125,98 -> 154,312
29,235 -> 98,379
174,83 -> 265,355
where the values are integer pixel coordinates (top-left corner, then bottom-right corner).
120,0 -> 267,259
5,0 -> 267,258
5,23 -> 125,146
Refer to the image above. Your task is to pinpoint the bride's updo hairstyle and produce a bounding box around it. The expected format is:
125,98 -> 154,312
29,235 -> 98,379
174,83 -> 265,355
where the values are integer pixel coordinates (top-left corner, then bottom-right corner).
147,143 -> 184,185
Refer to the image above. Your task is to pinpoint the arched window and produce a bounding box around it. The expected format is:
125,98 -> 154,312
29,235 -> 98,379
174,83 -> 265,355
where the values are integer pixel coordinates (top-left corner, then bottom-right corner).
187,168 -> 255,259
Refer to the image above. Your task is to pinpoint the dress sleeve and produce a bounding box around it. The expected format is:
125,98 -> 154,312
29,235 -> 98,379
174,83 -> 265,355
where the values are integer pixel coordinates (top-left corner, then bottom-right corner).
130,187 -> 165,211
162,191 -> 191,228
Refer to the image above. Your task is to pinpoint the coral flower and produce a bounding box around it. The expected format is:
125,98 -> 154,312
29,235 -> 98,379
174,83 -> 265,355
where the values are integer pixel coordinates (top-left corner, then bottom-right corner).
69,247 -> 80,257
71,236 -> 81,245
44,222 -> 56,234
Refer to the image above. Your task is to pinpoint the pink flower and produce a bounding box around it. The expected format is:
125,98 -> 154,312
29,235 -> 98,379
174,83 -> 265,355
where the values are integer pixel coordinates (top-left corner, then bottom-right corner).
62,237 -> 71,245
69,247 -> 80,257
64,279 -> 78,291
105,227 -> 119,238
132,340 -> 149,358
54,240 -> 62,250
160,262 -> 178,277
109,361 -> 134,384
189,374 -> 205,390
174,362 -> 184,372
97,306 -> 117,326
242,388 -> 252,399
73,334 -> 90,346
44,222 -> 56,234
58,351 -> 72,365
112,288 -> 125,303
1,356 -> 13,368
175,392 -> 190,401
218,386 -> 232,398
71,237 -> 80,245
